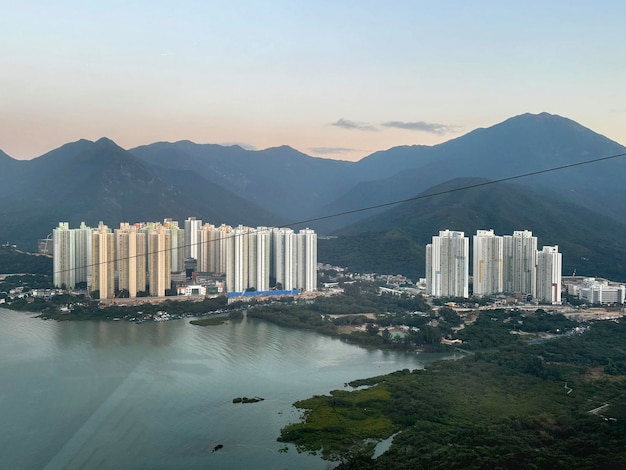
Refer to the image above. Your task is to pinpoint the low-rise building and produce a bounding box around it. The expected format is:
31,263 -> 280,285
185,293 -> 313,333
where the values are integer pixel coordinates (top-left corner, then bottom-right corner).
177,285 -> 207,296
576,278 -> 625,305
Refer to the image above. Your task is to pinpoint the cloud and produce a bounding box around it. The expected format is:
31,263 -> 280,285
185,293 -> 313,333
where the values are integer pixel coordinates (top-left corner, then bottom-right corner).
331,118 -> 378,132
309,146 -> 355,155
382,120 -> 459,134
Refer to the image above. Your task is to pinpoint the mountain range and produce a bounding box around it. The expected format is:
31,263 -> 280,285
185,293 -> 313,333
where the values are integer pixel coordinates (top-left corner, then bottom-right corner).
2,112 -> 626,280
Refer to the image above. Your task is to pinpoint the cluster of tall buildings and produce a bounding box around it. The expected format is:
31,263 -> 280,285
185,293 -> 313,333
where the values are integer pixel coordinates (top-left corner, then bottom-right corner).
53,217 -> 317,299
426,229 -> 562,304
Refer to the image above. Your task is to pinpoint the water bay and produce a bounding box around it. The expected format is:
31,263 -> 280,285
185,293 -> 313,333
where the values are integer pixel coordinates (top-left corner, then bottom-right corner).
0,308 -> 455,469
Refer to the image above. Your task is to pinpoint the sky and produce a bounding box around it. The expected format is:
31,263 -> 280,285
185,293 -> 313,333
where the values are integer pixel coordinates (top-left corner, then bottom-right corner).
1,1 -> 626,161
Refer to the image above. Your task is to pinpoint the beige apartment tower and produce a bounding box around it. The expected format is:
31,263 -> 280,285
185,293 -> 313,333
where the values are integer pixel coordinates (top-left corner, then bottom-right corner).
536,245 -> 562,304
91,223 -> 115,299
148,224 -> 171,297
503,230 -> 537,297
472,229 -> 503,296
53,222 -> 75,289
115,223 -> 147,298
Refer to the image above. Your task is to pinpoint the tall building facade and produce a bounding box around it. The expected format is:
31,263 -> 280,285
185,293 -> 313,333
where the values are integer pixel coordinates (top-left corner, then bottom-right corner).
148,224 -> 171,297
74,221 -> 93,285
426,230 -> 469,298
53,222 -> 76,288
91,223 -> 115,299
255,228 -> 271,291
52,219 -> 318,298
198,224 -> 217,273
184,217 -> 202,261
227,225 -> 250,293
216,224 -> 231,274
536,245 -> 562,304
164,219 -> 185,273
503,230 -> 537,297
271,228 -> 297,290
115,223 -> 146,298
473,229 -> 503,296
297,229 -> 318,292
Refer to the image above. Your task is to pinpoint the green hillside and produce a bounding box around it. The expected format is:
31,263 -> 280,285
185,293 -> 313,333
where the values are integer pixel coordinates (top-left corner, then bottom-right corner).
319,178 -> 626,281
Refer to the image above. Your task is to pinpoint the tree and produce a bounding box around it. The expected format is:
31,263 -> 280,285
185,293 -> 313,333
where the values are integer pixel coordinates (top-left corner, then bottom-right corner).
420,325 -> 441,345
343,283 -> 362,297
439,306 -> 461,326
382,328 -> 392,342
366,323 -> 380,336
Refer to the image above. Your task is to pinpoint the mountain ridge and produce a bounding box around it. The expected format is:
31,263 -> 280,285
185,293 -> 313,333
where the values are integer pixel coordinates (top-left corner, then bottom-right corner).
312,112 -> 626,232
0,139 -> 285,248
2,111 -> 626,277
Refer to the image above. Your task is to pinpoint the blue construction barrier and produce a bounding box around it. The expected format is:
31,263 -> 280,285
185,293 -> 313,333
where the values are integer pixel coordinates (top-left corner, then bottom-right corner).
226,289 -> 300,298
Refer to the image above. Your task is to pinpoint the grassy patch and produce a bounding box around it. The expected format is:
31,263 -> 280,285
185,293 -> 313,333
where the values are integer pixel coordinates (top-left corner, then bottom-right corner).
280,385 -> 396,460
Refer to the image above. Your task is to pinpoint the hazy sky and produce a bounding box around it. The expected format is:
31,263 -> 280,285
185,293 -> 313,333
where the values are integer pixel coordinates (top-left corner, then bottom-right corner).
2,1 -> 625,161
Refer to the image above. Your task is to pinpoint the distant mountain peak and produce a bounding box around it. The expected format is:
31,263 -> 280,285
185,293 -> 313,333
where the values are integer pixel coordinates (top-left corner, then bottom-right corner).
263,144 -> 298,152
446,110 -> 610,148
94,137 -> 119,147
520,111 -> 557,118
499,111 -> 582,128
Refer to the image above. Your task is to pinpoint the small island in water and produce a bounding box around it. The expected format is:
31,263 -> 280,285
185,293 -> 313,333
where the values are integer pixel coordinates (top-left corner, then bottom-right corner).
233,396 -> 265,404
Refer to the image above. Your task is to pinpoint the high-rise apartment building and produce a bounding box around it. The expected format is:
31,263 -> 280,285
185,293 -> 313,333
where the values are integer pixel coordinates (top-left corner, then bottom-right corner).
253,228 -> 271,291
184,217 -> 202,261
115,223 -> 146,298
297,229 -> 317,292
164,219 -> 185,273
271,228 -> 285,288
271,228 -> 296,290
198,224 -> 217,273
148,224 -> 171,297
472,229 -> 503,296
503,230 -> 537,297
216,224 -> 231,274
243,227 -> 271,292
247,228 -> 258,290
91,223 -> 115,299
53,222 -> 75,288
227,225 -> 250,293
74,221 -> 93,285
198,223 -> 234,274
426,230 -> 469,298
536,245 -> 562,304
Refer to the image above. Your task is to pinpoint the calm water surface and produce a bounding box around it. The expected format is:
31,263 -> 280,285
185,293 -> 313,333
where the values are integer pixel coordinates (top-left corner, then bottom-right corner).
0,308 -> 456,469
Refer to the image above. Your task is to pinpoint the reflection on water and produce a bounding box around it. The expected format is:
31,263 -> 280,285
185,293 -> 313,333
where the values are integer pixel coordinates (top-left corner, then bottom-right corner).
0,308 -> 456,469
55,318 -> 182,349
